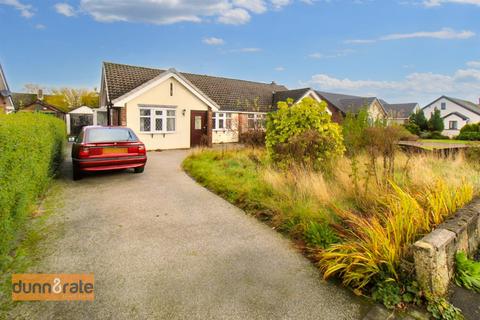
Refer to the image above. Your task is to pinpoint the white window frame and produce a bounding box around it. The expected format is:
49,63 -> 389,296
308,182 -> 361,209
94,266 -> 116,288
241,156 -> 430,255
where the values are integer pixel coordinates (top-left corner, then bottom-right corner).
139,105 -> 176,134
247,113 -> 267,129
213,112 -> 232,130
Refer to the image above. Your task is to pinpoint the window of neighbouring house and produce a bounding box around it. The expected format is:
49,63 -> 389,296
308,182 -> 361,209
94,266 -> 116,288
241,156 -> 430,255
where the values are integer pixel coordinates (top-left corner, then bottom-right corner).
247,113 -> 266,129
139,106 -> 176,133
441,102 -> 446,110
449,120 -> 458,130
213,112 -> 232,130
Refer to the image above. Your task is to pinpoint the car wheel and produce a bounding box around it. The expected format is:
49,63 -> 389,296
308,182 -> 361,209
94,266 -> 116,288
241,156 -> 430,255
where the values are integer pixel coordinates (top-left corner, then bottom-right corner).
73,165 -> 82,181
134,166 -> 145,174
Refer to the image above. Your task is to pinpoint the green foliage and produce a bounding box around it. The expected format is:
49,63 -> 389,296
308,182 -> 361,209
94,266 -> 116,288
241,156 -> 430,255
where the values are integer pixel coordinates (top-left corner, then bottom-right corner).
428,108 -> 445,132
303,221 -> 339,249
266,97 -> 344,170
459,123 -> 480,134
426,295 -> 464,320
455,251 -> 480,293
371,280 -> 422,309
421,131 -> 450,140
408,109 -> 428,131
404,122 -> 420,135
0,113 -> 66,270
342,109 -> 370,157
457,131 -> 480,141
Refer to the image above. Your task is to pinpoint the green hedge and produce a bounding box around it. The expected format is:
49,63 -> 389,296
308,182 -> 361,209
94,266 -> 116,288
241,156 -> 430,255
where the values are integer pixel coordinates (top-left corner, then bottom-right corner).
0,113 -> 66,268
457,132 -> 480,141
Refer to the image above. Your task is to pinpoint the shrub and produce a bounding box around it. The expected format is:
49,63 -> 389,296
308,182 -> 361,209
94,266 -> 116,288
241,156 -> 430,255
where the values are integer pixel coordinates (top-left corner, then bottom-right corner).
428,108 -> 445,132
420,131 -> 450,140
409,109 -> 428,132
266,97 -> 344,170
0,113 -> 66,269
239,130 -> 266,148
342,109 -> 370,157
455,252 -> 480,293
457,131 -> 480,141
460,123 -> 480,134
404,122 -> 420,135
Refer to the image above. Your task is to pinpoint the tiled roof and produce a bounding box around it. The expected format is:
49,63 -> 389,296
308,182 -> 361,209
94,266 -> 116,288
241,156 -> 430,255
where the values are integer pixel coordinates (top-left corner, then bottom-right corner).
103,62 -> 288,112
273,88 -> 311,106
316,91 -> 377,114
383,102 -> 418,118
12,93 -> 38,108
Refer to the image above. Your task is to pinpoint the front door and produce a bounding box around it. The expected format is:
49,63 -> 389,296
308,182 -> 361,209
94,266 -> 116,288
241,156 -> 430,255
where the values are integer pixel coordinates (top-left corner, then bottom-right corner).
190,111 -> 208,147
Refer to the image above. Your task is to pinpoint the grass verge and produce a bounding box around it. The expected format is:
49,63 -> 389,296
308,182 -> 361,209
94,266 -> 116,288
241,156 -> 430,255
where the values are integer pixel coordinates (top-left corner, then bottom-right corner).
0,181 -> 64,315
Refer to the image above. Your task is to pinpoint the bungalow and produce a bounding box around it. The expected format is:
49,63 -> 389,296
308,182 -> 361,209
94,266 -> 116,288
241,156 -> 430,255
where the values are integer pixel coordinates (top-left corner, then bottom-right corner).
315,91 -> 388,121
422,96 -> 480,137
0,64 -> 14,114
100,62 -> 341,150
13,91 -> 67,120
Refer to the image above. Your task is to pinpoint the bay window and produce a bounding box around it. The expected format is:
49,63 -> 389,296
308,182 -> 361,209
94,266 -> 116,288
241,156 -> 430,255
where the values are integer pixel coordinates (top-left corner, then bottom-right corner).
213,112 -> 232,130
139,106 -> 176,133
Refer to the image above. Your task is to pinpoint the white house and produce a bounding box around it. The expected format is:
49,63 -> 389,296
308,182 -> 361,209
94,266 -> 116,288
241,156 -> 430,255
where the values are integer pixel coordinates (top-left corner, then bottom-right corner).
422,96 -> 480,137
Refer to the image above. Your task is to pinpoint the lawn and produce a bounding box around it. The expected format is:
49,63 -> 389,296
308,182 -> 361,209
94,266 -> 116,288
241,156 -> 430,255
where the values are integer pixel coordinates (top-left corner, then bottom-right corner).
183,147 -> 480,309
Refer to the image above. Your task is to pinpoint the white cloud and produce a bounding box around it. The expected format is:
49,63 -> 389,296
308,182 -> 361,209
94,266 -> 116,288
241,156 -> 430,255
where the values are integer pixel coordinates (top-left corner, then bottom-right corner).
35,23 -> 46,29
306,63 -> 480,105
275,66 -> 285,71
203,37 -> 225,45
0,0 -> 34,18
309,49 -> 354,59
236,47 -> 262,52
346,27 -> 475,44
218,8 -> 251,24
55,3 -> 76,17
76,0 -> 291,25
423,0 -> 480,7
466,61 -> 480,68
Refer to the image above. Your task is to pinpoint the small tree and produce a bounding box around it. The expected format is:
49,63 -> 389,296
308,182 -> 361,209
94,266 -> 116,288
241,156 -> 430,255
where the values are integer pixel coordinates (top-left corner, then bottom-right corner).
428,108 -> 444,132
266,97 -> 344,171
407,109 -> 428,132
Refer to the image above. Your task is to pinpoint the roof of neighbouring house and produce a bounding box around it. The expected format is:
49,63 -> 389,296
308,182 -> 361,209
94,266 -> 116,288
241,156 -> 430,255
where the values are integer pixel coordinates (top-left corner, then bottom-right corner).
103,62 -> 288,112
21,99 -> 67,114
315,91 -> 380,114
442,112 -> 470,121
382,102 -> 418,119
273,88 -> 312,106
423,96 -> 480,116
12,92 -> 38,108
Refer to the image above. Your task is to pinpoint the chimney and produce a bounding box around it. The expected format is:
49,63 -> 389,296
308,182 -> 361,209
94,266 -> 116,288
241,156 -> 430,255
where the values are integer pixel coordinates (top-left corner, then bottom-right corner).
37,89 -> 44,101
271,81 -> 276,85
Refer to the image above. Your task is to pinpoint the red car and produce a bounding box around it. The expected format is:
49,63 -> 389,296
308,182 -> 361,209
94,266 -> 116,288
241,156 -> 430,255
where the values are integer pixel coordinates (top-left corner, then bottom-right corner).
71,126 -> 147,180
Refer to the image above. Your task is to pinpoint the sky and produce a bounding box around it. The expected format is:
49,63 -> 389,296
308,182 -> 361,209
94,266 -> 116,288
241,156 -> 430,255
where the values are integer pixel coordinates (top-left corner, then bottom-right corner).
1,0 -> 480,105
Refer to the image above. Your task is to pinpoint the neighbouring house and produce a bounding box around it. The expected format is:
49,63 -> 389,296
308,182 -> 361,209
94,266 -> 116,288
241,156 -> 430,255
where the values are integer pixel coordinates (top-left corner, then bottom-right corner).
382,102 -> 420,125
315,91 -> 388,121
13,90 -> 67,120
0,64 -> 14,114
100,62 -> 343,150
67,106 -> 108,136
422,96 -> 480,137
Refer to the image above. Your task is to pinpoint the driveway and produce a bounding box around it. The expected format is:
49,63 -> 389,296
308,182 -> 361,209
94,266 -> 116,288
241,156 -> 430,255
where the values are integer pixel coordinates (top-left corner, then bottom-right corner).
10,149 -> 371,320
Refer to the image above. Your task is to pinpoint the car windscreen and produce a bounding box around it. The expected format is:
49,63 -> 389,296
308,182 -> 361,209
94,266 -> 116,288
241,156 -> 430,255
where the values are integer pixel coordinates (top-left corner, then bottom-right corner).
86,128 -> 138,143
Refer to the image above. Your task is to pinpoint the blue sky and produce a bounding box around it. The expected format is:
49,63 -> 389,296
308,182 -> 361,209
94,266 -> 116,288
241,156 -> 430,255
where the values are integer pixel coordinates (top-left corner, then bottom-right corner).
1,0 -> 480,105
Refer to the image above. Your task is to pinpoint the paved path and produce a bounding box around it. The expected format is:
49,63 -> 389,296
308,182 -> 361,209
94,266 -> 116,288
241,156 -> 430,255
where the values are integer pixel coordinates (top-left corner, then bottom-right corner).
10,150 -> 370,320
